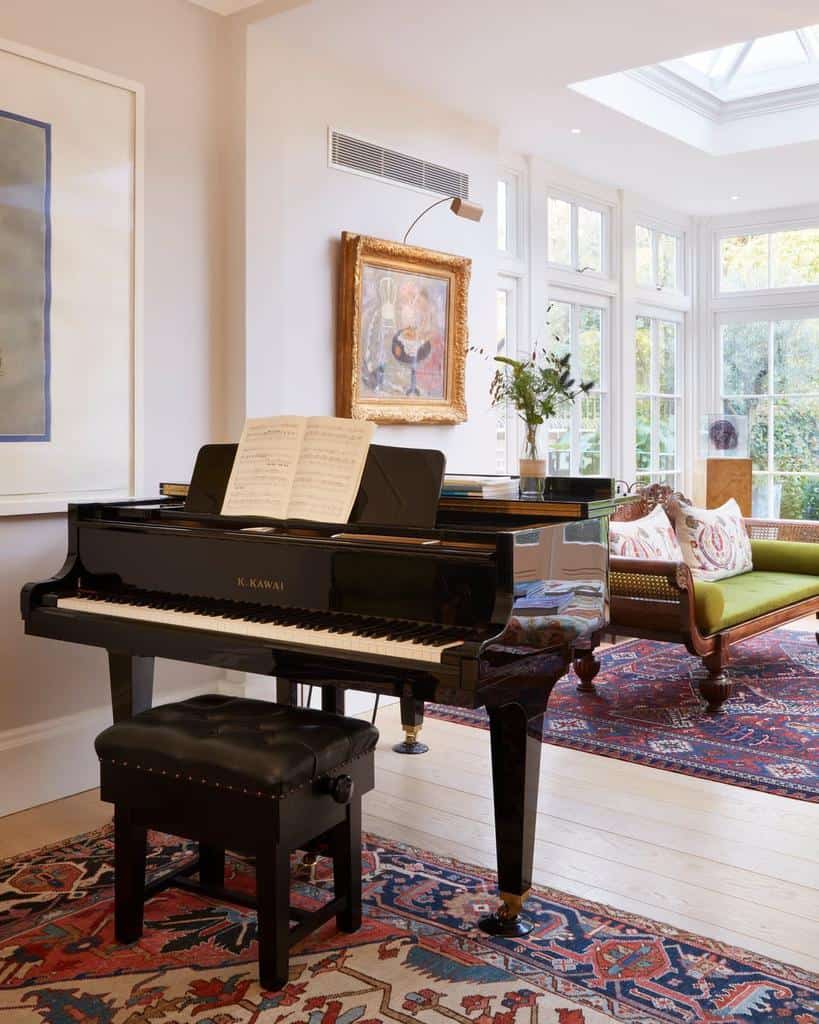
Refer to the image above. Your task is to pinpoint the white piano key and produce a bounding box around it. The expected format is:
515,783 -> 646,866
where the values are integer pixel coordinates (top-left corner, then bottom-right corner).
56,596 -> 461,665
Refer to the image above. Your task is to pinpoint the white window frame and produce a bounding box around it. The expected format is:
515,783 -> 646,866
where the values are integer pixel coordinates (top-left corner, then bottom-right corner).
634,308 -> 684,488
715,304 -> 819,517
697,205 -> 819,518
495,275 -> 520,473
715,214 -> 819,299
546,188 -> 610,281
544,286 -> 611,478
498,168 -> 524,261
635,221 -> 685,295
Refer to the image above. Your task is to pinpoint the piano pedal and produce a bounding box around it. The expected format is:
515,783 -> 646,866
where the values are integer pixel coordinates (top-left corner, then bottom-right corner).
392,725 -> 429,756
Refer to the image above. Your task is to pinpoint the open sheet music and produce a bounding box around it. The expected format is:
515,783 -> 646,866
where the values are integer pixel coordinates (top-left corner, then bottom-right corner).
221,416 -> 376,522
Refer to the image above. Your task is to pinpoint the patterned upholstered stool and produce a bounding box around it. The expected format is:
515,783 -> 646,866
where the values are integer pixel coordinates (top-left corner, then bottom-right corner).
95,694 -> 378,990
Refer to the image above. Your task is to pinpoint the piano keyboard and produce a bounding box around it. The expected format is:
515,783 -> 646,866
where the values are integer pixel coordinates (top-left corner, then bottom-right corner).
57,591 -> 470,664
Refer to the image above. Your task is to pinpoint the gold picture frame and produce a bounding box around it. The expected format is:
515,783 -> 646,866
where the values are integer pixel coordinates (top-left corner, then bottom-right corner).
337,232 -> 470,424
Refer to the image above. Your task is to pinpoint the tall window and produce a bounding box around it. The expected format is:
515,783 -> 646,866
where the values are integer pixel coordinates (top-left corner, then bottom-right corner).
498,171 -> 521,258
720,226 -> 819,292
497,180 -> 509,252
547,195 -> 606,274
495,279 -> 518,472
635,315 -> 682,487
721,316 -> 819,518
544,299 -> 607,476
636,224 -> 682,291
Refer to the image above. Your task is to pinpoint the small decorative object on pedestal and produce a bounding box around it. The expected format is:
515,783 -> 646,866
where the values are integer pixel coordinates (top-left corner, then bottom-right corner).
700,414 -> 749,459
699,414 -> 752,514
488,350 -> 594,499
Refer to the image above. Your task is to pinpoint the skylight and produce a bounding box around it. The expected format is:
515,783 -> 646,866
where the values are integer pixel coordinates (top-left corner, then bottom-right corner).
570,22 -> 819,155
664,26 -> 819,101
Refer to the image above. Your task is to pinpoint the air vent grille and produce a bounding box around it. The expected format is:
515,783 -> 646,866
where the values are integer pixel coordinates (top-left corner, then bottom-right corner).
330,130 -> 469,199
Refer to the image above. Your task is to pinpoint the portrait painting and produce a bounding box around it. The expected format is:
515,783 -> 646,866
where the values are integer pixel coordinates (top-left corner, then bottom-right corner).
337,233 -> 470,424
0,109 -> 51,442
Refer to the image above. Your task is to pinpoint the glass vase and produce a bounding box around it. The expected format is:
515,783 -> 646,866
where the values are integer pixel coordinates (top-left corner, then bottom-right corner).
519,424 -> 545,499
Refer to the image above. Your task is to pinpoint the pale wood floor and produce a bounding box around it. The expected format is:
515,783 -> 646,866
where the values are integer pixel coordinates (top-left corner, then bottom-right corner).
1,618 -> 817,974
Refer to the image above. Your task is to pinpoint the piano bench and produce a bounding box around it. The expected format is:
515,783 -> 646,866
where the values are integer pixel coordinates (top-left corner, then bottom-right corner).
94,694 -> 378,991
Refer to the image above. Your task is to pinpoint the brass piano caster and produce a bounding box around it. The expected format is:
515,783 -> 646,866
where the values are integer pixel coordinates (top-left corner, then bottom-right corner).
392,724 -> 429,755
295,851 -> 320,883
478,891 -> 534,937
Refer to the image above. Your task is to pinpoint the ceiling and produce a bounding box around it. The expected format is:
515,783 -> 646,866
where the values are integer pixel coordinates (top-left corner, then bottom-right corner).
248,0 -> 819,215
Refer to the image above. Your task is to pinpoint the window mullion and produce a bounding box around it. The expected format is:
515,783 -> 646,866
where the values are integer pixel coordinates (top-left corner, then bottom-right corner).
675,322 -> 682,477
651,229 -> 659,288
767,320 -> 775,516
571,306 -> 581,474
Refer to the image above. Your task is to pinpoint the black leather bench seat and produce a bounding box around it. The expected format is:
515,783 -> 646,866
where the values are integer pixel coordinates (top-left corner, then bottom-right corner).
95,694 -> 379,798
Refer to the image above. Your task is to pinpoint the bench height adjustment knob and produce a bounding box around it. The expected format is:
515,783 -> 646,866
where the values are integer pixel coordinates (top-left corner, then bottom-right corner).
323,774 -> 354,804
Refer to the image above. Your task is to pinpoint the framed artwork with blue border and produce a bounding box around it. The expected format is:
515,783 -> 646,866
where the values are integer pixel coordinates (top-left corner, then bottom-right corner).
0,40 -> 141,515
0,108 -> 52,442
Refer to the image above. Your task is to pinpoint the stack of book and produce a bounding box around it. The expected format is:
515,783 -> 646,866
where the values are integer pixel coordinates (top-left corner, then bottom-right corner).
442,475 -> 519,499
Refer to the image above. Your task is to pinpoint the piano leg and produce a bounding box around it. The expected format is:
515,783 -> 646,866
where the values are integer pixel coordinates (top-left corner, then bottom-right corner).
393,694 -> 428,755
108,653 -> 154,723
275,678 -> 298,705
479,695 -> 546,937
321,686 -> 346,715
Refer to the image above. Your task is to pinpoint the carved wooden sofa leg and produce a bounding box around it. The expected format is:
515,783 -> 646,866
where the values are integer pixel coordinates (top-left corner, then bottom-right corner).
699,651 -> 734,712
574,648 -> 601,695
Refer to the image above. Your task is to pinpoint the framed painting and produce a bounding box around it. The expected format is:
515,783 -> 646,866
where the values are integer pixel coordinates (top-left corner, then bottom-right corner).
0,38 -> 142,515
337,232 -> 470,424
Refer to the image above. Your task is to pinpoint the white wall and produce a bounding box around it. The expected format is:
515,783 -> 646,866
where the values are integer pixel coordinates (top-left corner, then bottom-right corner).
245,14 -> 500,472
0,0 -> 228,815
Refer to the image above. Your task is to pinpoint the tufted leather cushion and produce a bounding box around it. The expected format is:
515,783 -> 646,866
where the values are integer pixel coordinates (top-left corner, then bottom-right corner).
95,695 -> 379,799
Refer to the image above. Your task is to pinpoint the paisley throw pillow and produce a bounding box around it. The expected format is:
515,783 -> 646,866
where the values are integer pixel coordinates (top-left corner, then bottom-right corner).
673,498 -> 753,582
609,504 -> 684,561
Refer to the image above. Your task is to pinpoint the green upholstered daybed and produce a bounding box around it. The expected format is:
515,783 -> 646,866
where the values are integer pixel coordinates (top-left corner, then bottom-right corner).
573,486 -> 819,711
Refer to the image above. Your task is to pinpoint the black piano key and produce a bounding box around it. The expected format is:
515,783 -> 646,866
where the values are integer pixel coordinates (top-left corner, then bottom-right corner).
384,624 -> 425,639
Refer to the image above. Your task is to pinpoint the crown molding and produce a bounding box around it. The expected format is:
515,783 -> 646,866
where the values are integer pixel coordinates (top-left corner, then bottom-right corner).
626,65 -> 819,124
187,0 -> 262,14
625,67 -> 721,120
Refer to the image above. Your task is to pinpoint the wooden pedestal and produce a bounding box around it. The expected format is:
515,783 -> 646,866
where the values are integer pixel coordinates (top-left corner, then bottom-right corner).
706,458 -> 752,516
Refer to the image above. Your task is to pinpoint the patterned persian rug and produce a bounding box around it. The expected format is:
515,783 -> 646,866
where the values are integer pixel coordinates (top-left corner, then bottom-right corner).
427,630 -> 819,801
1,828 -> 816,1023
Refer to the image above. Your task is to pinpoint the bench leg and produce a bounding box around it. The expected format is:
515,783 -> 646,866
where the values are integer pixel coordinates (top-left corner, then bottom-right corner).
199,844 -> 225,887
700,652 -> 733,711
256,843 -> 291,991
114,807 -> 147,943
332,800 -> 362,932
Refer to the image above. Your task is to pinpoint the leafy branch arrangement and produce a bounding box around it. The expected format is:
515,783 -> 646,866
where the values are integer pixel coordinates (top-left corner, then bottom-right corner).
488,349 -> 594,461
490,350 -> 593,428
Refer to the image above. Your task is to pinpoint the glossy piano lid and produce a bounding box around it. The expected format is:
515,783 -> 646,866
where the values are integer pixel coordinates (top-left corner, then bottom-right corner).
184,442 -> 445,530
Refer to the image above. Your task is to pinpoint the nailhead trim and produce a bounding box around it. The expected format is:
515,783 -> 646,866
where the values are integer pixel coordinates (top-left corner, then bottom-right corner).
99,745 -> 375,800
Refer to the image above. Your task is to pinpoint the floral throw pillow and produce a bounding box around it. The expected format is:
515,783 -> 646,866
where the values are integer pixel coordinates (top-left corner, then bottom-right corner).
609,504 -> 684,561
673,498 -> 753,581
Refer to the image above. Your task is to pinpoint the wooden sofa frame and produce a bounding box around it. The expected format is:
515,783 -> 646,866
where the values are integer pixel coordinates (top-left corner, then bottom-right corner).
573,484 -> 819,711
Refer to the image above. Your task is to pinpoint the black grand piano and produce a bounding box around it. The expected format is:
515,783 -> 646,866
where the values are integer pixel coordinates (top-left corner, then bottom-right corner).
21,443 -> 616,935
